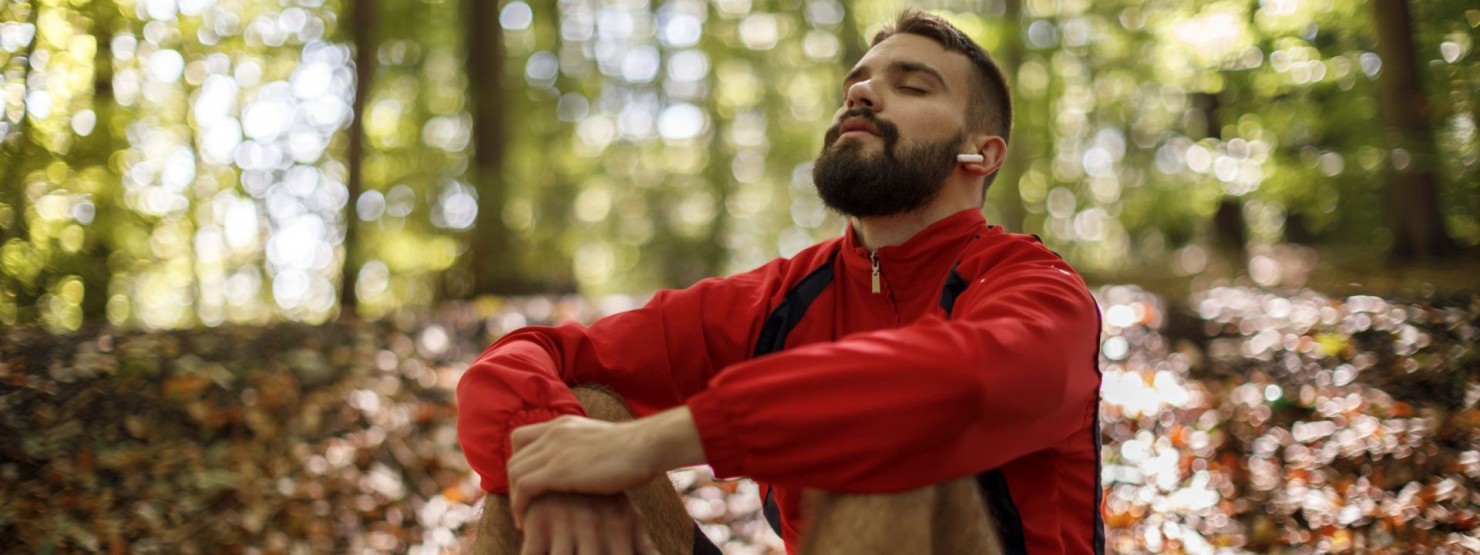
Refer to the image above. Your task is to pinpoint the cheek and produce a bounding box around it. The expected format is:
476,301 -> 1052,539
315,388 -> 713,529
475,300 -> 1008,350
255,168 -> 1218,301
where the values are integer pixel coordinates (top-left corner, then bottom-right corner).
897,106 -> 964,142
923,104 -> 966,131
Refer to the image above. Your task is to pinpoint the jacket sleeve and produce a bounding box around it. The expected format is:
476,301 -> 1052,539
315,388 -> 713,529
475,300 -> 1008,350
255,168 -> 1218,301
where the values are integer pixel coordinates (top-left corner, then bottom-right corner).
456,261 -> 782,493
686,238 -> 1101,492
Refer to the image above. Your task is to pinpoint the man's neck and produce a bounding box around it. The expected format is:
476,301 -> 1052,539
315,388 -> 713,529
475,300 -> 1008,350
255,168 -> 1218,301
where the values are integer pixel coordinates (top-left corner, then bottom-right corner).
852,201 -> 972,250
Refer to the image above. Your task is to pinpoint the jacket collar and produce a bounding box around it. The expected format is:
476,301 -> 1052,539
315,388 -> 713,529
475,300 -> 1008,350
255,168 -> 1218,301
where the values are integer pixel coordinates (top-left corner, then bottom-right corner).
841,208 -> 988,264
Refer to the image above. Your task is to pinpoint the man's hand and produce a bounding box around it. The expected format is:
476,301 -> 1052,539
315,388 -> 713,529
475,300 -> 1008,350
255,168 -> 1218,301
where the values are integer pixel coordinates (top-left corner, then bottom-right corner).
508,415 -> 658,524
507,406 -> 706,527
520,492 -> 660,555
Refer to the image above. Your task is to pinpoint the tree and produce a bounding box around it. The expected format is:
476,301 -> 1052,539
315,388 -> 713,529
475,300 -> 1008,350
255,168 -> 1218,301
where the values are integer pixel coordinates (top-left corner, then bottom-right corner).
341,0 -> 375,317
0,1 -> 40,326
465,0 -> 528,296
1372,0 -> 1458,260
983,0 -> 1027,234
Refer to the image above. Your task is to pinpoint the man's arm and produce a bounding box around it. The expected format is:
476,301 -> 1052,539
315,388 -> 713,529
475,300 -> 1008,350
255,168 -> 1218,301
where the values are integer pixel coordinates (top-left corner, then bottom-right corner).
475,493 -> 662,555
500,236 -> 1099,499
505,406 -> 706,525
456,256 -> 790,493
694,236 -> 1100,491
476,386 -> 699,555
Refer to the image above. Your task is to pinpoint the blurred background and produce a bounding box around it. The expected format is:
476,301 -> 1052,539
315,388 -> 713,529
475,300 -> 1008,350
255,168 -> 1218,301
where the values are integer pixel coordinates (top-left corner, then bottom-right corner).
1,0 -> 1478,553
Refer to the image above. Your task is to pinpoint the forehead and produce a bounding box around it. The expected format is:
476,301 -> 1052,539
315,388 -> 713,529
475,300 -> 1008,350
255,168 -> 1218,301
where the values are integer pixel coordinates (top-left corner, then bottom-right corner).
851,33 -> 974,93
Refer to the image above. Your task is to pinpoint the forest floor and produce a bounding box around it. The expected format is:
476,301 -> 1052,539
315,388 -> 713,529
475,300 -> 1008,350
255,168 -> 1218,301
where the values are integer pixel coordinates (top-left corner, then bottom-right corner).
1094,244 -> 1480,302
2,256 -> 1479,553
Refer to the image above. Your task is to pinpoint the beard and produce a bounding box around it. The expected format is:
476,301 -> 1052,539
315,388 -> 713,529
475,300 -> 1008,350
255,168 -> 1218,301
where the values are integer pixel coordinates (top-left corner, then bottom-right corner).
812,109 -> 964,218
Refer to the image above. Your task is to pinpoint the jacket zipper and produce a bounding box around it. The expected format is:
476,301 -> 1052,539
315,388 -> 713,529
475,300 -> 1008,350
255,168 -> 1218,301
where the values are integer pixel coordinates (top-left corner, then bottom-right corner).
869,250 -> 881,294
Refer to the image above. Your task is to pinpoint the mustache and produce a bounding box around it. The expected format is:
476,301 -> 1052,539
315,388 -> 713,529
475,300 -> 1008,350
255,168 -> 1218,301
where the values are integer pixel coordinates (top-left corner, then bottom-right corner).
823,108 -> 900,154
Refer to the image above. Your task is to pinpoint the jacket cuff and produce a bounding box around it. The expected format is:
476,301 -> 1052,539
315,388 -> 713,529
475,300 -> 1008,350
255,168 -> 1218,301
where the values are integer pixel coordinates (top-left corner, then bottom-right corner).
687,389 -> 746,479
476,407 -> 578,493
501,407 -> 575,461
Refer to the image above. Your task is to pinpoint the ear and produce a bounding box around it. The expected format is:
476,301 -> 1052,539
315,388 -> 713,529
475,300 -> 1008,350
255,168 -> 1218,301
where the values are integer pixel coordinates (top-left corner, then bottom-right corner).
958,134 -> 1007,177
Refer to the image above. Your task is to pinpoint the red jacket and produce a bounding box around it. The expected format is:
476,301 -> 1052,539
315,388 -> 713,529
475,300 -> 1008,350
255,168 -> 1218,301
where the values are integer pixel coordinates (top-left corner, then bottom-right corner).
457,209 -> 1104,554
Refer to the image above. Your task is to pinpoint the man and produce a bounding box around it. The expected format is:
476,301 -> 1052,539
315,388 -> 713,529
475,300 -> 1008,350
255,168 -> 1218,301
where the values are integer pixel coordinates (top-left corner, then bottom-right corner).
458,9 -> 1103,554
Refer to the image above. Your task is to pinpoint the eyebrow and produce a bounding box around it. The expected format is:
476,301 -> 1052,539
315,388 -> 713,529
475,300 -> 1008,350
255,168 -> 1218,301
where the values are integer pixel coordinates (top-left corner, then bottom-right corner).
843,60 -> 950,92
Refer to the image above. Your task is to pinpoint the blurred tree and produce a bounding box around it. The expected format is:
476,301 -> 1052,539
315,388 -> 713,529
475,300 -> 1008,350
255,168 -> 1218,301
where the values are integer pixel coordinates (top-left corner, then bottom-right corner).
79,0 -> 120,323
1372,0 -> 1458,260
0,0 -> 122,331
464,0 -> 529,296
0,0 -> 1475,327
0,0 -> 41,327
341,0 -> 373,317
350,0 -> 475,317
983,0 -> 1025,234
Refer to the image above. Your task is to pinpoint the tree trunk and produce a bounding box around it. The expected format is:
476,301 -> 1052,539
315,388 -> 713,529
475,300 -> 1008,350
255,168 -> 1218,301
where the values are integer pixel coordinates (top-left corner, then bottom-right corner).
81,0 -> 118,321
0,1 -> 41,237
466,0 -> 526,296
341,0 -> 374,318
990,0 -> 1026,232
1372,0 -> 1457,260
1191,90 -> 1247,263
0,2 -> 40,325
838,0 -> 866,68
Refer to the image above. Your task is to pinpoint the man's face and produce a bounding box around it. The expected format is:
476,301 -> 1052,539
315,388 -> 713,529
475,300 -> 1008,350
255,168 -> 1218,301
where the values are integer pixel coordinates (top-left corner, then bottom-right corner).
813,34 -> 977,218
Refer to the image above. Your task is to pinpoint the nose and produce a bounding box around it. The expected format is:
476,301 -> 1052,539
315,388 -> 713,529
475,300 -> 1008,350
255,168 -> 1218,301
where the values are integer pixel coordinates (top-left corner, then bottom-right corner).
844,79 -> 881,112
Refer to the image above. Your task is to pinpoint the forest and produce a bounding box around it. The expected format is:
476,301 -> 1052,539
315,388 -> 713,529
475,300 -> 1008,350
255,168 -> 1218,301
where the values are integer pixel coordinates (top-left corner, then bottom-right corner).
1,0 -> 1478,552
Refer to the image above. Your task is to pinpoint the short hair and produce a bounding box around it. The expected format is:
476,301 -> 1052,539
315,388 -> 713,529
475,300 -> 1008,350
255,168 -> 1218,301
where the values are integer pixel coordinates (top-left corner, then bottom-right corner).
871,10 -> 1013,188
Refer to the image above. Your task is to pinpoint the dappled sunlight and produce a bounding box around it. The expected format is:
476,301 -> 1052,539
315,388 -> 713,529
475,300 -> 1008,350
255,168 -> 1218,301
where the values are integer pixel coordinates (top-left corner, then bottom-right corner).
5,283 -> 1478,551
2,0 -> 1476,322
0,0 -> 1478,552
1099,283 -> 1480,552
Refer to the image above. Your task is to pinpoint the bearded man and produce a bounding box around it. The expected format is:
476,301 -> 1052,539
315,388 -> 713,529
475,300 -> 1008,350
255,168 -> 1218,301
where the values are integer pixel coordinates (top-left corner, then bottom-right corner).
457,9 -> 1103,555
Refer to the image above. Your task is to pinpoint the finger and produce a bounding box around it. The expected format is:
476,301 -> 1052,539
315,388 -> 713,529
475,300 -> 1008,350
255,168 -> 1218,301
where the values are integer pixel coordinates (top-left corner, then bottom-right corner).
509,481 -> 529,530
520,518 -> 550,555
636,523 -> 660,555
507,444 -> 554,487
508,455 -> 552,528
511,472 -> 560,530
550,518 -> 575,555
573,507 -> 600,555
510,422 -> 547,453
603,507 -> 635,555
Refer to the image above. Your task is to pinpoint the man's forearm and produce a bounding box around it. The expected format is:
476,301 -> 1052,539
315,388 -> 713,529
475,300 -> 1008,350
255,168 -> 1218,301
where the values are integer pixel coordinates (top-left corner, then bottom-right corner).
633,406 -> 707,471
504,404 -> 709,522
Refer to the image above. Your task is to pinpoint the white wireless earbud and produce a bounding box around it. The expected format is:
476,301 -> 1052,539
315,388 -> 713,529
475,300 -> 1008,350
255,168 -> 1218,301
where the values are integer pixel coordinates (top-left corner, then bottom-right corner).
956,153 -> 984,163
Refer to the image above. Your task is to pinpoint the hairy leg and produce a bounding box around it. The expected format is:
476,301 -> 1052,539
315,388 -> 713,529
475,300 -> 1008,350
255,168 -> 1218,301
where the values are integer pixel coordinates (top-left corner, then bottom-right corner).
470,386 -> 696,554
931,476 -> 1000,554
800,477 -> 1001,555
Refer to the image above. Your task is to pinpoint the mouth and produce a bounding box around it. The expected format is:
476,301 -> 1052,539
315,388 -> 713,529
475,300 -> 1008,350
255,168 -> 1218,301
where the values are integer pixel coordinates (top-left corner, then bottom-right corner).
837,117 -> 880,138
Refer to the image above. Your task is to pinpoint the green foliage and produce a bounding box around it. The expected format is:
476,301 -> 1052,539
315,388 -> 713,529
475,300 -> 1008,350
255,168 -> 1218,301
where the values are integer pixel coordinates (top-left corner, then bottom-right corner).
0,0 -> 1477,327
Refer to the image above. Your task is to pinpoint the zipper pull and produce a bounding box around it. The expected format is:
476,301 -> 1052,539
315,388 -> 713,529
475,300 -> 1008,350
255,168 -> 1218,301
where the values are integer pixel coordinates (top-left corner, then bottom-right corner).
869,250 -> 881,294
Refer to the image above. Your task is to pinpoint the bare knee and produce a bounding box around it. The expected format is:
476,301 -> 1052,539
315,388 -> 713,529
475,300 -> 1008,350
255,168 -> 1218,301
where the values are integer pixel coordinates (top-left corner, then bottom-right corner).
570,385 -> 635,422
807,485 -> 937,519
802,485 -> 937,555
567,386 -> 696,554
802,477 -> 1000,555
932,477 -> 1000,555
470,494 -> 519,555
467,387 -> 632,553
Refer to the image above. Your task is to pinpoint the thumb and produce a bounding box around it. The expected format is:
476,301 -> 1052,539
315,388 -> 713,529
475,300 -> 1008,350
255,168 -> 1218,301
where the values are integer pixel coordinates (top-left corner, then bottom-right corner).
510,422 -> 544,453
634,516 -> 661,555
508,474 -> 550,530
509,482 -> 526,530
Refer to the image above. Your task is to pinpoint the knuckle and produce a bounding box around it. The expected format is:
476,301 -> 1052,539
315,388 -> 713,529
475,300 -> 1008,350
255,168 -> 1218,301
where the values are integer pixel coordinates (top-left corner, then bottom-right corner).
603,504 -> 630,525
570,506 -> 596,527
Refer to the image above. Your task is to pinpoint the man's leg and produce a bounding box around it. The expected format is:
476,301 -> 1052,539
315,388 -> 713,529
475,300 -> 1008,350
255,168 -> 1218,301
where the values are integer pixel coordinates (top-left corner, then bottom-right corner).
800,477 -> 1002,555
471,386 -> 697,555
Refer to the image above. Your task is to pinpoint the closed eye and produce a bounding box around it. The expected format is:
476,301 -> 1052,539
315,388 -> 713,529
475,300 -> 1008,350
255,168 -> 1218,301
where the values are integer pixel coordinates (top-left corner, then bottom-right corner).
898,85 -> 928,94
